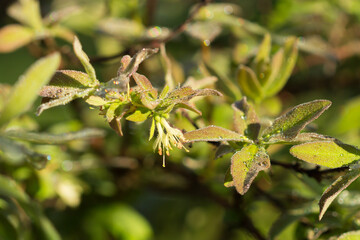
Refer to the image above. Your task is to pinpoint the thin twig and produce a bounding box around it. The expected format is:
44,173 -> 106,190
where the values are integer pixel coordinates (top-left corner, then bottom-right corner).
90,0 -> 211,63
271,160 -> 348,182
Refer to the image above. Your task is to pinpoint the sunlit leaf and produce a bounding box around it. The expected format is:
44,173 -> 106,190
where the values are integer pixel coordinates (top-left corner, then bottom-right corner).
264,133 -> 334,145
290,141 -> 360,168
319,168 -> 360,220
338,230 -> 360,240
39,70 -> 93,98
262,99 -> 332,139
149,118 -> 155,141
0,25 -> 34,52
125,109 -> 151,122
0,53 -> 60,127
132,73 -> 157,98
230,145 -> 270,195
237,65 -> 263,101
73,36 -> 99,86
37,88 -> 93,116
184,125 -> 251,143
85,96 -> 108,106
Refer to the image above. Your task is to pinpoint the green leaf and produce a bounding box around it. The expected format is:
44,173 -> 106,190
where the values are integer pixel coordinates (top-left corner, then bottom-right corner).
262,99 -> 332,140
0,53 -> 60,127
230,145 -> 270,195
125,108 -> 151,122
184,125 -> 251,143
254,33 -> 271,63
73,36 -> 99,87
237,65 -> 263,101
338,230 -> 360,240
319,168 -> 360,220
0,25 -> 34,52
290,141 -> 360,168
232,97 -> 260,140
39,70 -> 93,98
264,37 -> 298,97
149,118 -> 155,141
264,133 -> 334,145
3,128 -> 105,144
132,73 -> 157,98
85,96 -> 108,106
37,88 -> 93,115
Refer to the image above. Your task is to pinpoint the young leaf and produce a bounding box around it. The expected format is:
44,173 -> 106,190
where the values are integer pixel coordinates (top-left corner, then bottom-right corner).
85,96 -> 108,106
264,37 -> 298,97
254,33 -> 271,64
184,125 -> 251,143
125,109 -> 151,122
231,102 -> 247,135
290,141 -> 360,168
0,24 -> 34,52
237,65 -> 263,101
73,36 -> 99,87
232,97 -> 260,140
231,145 -> 270,195
319,168 -> 360,220
39,70 -> 93,98
262,99 -> 332,140
0,53 -> 60,127
37,88 -> 93,115
132,73 -> 157,98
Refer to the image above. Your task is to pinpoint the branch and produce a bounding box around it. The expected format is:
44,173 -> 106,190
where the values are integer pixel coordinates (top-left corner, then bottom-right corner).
89,0 -> 211,63
271,160 -> 348,182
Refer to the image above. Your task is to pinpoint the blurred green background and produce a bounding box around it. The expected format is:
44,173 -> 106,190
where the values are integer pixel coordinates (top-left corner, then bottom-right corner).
0,0 -> 359,239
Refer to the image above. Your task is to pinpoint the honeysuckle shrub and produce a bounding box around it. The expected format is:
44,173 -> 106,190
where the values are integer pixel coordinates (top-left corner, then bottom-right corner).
0,0 -> 360,239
